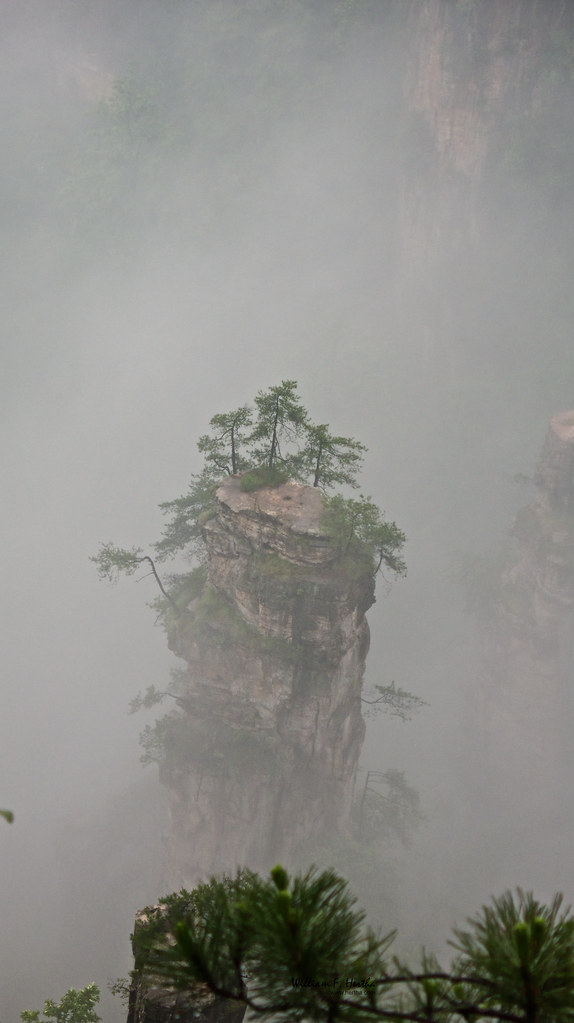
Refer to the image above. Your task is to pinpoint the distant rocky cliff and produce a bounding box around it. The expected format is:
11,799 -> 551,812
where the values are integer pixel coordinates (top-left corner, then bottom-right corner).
159,476 -> 375,886
474,412 -> 574,803
399,0 -> 574,370
402,0 -> 574,271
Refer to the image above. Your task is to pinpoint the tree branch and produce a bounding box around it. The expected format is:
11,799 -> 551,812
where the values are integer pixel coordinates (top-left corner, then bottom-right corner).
138,555 -> 177,607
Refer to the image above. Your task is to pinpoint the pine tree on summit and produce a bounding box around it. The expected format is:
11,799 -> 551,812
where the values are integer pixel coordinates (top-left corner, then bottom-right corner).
92,380 -> 407,595
197,406 -> 252,476
248,379 -> 309,472
303,422 -> 366,490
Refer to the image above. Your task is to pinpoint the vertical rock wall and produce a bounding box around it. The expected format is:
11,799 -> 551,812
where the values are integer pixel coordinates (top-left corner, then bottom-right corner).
476,412 -> 574,803
126,478 -> 378,1022
160,478 -> 375,886
399,0 -> 574,371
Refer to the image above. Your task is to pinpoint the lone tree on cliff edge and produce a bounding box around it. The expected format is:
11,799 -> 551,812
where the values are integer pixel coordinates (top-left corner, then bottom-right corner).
197,405 -> 253,476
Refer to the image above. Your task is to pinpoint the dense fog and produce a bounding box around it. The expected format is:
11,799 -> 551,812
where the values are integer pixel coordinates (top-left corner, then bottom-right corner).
2,2 -> 574,1020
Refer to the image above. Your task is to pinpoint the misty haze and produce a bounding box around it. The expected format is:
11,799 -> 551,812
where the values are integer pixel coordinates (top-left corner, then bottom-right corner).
2,2 -> 574,1021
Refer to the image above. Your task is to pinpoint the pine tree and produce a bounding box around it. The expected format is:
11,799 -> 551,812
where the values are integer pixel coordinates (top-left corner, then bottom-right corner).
450,889 -> 574,1023
91,381 -> 406,598
248,380 -> 309,472
303,422 -> 366,489
197,406 -> 253,476
134,867 -> 574,1023
322,494 -> 407,577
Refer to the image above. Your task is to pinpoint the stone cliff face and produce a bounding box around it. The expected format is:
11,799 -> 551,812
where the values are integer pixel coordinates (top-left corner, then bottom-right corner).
474,412 -> 574,803
401,0 -> 574,278
398,0 -> 574,372
160,477 -> 375,886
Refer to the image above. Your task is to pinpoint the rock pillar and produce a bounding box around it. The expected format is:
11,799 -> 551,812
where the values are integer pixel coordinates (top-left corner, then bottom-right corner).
159,478 -> 375,886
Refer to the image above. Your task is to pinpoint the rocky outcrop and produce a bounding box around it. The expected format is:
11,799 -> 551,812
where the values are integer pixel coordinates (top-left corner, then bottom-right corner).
160,477 -> 375,886
475,412 -> 574,802
127,905 -> 246,1023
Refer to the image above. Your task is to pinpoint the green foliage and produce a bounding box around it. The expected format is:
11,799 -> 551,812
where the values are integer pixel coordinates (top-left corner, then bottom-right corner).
90,542 -> 145,583
0,809 -> 14,823
129,663 -> 194,717
92,384 -> 406,793
94,382 -> 405,599
106,978 -> 130,1007
450,889 -> 574,1023
21,984 -> 100,1023
138,709 -> 279,775
139,712 -> 191,768
322,495 -> 407,578
186,583 -> 251,643
304,423 -> 366,490
136,866 -> 392,1023
162,566 -> 209,611
361,681 -> 427,721
128,685 -> 167,715
197,406 -> 253,476
155,468 -> 218,562
355,769 -> 423,846
239,465 -> 290,491
195,382 -> 370,494
249,379 -> 310,472
91,546 -> 175,605
135,868 -> 574,1023
146,566 -> 211,638
133,872 -> 258,978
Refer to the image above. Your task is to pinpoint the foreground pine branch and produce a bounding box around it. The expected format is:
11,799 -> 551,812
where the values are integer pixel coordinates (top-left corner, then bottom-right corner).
133,866 -> 574,1023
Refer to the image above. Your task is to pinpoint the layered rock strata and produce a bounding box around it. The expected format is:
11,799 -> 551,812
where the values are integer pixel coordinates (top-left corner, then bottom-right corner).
161,477 -> 375,886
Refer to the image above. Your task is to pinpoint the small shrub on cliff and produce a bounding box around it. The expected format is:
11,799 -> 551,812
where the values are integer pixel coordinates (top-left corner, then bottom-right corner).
239,465 -> 289,491
139,710 -> 279,776
323,494 -> 407,578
